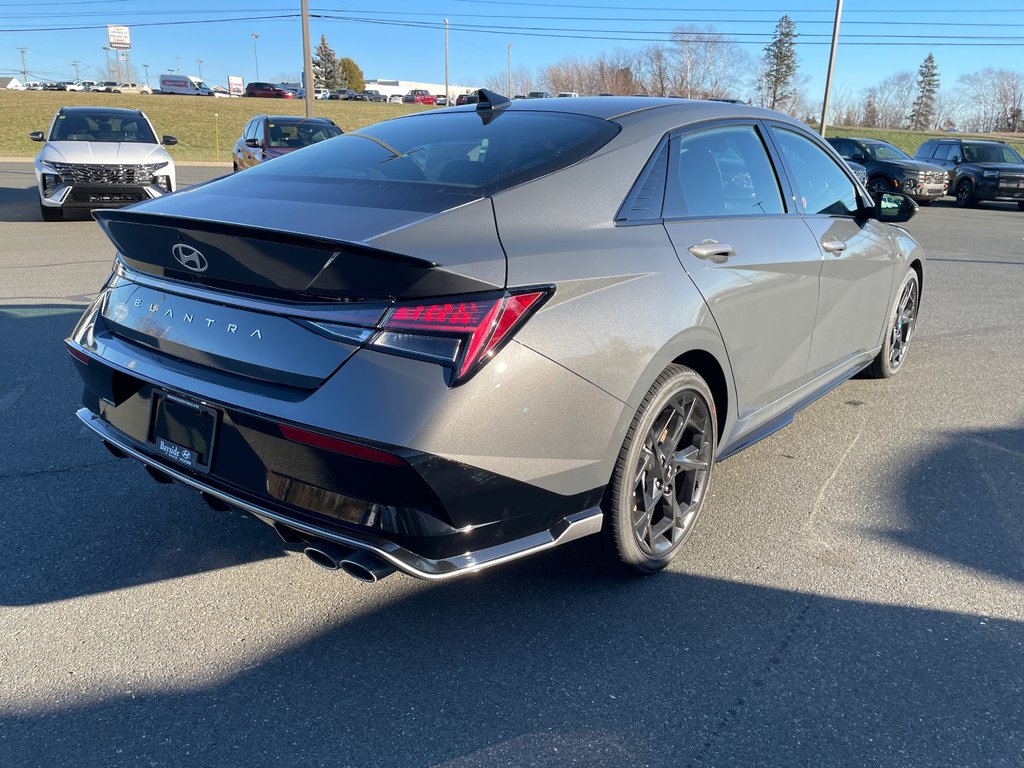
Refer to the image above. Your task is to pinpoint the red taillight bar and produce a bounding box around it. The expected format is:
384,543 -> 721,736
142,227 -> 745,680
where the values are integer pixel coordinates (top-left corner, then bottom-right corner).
278,424 -> 407,466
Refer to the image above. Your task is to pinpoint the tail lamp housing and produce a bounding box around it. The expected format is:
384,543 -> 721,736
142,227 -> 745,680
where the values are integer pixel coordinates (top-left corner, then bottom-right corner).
311,287 -> 552,386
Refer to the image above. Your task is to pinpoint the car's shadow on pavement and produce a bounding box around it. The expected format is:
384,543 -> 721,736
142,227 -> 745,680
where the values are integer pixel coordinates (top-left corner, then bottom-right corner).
1,558 -> 1021,768
1,306 -> 1022,767
0,305 -> 285,607
0,182 -> 94,223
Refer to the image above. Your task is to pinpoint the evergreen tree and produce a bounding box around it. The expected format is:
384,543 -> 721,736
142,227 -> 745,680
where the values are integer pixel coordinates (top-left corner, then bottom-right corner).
759,15 -> 798,111
339,57 -> 365,92
909,53 -> 939,131
312,35 -> 341,90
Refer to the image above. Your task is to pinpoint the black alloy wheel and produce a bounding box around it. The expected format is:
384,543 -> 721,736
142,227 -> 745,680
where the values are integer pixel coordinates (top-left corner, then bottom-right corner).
955,180 -> 977,208
866,268 -> 919,378
581,365 -> 717,574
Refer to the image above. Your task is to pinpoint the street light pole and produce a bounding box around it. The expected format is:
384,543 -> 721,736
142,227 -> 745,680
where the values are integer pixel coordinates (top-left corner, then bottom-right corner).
102,47 -> 111,80
300,0 -> 314,118
143,63 -> 150,88
444,18 -> 449,106
251,33 -> 260,81
819,0 -> 843,137
72,60 -> 81,80
507,43 -> 512,96
197,59 -> 203,80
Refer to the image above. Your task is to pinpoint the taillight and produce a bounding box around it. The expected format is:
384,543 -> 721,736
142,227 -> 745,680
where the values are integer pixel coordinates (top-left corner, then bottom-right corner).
373,288 -> 550,384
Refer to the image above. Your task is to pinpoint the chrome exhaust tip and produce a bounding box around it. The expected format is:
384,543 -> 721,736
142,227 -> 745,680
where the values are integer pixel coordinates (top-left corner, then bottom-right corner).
302,541 -> 354,571
338,549 -> 397,583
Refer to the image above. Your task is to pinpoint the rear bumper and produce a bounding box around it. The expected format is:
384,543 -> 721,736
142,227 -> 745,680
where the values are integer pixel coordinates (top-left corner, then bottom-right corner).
77,407 -> 602,579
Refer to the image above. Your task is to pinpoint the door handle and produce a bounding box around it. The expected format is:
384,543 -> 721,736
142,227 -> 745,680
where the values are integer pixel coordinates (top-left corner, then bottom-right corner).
821,240 -> 847,255
687,240 -> 735,263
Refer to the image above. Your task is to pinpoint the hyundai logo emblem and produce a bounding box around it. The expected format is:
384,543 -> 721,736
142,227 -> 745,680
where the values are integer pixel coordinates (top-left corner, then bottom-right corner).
171,243 -> 208,272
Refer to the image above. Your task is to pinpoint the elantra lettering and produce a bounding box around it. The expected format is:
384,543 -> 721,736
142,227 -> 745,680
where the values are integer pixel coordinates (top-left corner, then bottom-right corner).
130,297 -> 263,340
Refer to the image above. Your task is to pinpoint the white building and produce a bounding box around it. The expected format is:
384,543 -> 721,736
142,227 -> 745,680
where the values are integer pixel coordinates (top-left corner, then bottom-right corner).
366,78 -> 480,101
0,77 -> 25,90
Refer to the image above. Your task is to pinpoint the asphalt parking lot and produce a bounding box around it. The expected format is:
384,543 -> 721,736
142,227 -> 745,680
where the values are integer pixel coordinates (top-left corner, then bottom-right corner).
0,161 -> 1022,768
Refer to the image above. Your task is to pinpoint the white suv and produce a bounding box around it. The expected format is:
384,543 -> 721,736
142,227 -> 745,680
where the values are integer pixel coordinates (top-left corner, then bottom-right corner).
30,106 -> 177,221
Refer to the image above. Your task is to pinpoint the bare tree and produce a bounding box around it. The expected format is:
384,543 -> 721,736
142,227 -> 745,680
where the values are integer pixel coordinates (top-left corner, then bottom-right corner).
670,25 -> 748,99
864,72 -> 915,129
481,65 -> 533,97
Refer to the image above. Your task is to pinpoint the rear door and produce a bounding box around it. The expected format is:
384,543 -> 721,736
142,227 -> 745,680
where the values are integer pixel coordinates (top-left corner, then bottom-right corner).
662,121 -> 823,419
766,124 -> 896,376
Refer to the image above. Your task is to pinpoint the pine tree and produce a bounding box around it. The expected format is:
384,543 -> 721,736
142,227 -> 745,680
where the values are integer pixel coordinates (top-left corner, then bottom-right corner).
760,15 -> 798,111
312,35 -> 341,90
338,57 -> 365,92
909,53 -> 939,131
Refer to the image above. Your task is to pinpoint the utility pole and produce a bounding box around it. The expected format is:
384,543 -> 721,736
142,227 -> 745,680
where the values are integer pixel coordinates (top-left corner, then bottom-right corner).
175,56 -> 180,74
819,0 -> 843,137
507,43 -> 512,96
102,47 -> 111,80
300,0 -> 313,118
197,59 -> 203,80
444,18 -> 449,105
18,48 -> 28,83
72,60 -> 81,80
143,63 -> 150,88
251,33 -> 261,81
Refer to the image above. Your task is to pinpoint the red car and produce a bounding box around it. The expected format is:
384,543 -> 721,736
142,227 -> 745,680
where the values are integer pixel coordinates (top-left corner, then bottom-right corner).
244,82 -> 295,99
232,116 -> 342,171
402,89 -> 436,105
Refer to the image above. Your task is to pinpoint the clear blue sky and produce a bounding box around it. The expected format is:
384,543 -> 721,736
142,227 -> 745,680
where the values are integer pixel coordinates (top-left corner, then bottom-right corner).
2,0 -> 1024,100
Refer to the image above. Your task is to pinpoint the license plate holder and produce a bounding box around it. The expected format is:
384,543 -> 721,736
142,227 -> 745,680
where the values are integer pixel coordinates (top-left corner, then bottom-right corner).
149,392 -> 219,472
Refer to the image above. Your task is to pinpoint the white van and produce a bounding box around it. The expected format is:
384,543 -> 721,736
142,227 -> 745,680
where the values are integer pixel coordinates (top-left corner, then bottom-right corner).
158,74 -> 213,96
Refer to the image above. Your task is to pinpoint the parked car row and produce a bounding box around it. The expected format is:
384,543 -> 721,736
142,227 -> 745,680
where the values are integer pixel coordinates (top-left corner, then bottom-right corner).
828,136 -> 1024,209
23,80 -> 153,93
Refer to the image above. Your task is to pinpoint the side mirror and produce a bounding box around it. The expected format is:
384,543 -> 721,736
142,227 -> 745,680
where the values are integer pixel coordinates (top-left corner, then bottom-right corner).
162,135 -> 178,146
244,138 -> 260,148
875,191 -> 918,224
29,131 -> 44,142
851,153 -> 866,164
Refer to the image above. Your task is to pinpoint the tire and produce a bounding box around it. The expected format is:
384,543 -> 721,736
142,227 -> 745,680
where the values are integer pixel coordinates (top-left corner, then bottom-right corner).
955,180 -> 977,208
916,199 -> 933,207
868,177 -> 891,197
232,162 -> 239,173
40,203 -> 63,222
865,268 -> 920,379
1017,201 -> 1024,211
580,365 -> 717,575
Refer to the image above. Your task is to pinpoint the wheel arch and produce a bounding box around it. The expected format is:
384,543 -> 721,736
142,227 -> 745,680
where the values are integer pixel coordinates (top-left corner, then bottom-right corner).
671,348 -> 729,442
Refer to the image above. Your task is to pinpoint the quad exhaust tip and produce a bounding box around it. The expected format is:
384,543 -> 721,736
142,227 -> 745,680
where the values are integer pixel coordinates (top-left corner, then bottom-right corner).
302,542 -> 397,583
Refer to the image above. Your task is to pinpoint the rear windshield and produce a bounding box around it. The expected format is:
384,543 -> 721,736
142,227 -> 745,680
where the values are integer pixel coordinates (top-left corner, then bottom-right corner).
50,113 -> 156,143
266,120 -> 342,148
241,109 -> 619,211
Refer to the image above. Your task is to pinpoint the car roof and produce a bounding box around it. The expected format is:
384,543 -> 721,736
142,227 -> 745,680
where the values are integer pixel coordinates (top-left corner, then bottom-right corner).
58,106 -> 144,117
257,115 -> 336,124
960,138 -> 1008,145
441,96 -> 799,126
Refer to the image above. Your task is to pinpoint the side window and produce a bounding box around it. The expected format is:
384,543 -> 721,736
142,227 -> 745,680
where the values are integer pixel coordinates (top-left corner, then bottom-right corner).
665,124 -> 785,219
832,140 -> 853,160
770,127 -> 859,216
931,143 -> 951,161
253,120 -> 266,145
243,120 -> 255,141
616,137 -> 669,223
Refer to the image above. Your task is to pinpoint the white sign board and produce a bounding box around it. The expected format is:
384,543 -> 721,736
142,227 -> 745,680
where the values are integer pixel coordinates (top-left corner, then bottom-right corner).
107,25 -> 131,50
228,76 -> 243,97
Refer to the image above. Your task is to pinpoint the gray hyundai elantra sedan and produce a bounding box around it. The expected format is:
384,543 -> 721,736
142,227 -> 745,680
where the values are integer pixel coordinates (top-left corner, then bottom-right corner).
67,92 -> 923,583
